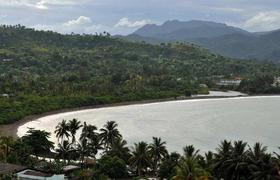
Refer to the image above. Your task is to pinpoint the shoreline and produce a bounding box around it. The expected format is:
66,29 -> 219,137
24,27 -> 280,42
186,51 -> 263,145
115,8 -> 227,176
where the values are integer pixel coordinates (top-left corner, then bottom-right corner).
1,92 -> 278,138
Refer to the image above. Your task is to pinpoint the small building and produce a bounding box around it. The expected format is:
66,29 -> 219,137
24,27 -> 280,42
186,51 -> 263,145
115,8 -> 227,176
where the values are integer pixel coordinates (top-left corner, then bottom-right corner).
199,84 -> 208,88
16,169 -> 65,180
216,79 -> 241,86
0,163 -> 26,175
63,165 -> 81,175
1,94 -> 9,98
272,77 -> 280,87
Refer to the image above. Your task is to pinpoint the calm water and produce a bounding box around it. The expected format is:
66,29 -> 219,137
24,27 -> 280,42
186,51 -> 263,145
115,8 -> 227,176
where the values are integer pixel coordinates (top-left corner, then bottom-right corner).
17,96 -> 280,153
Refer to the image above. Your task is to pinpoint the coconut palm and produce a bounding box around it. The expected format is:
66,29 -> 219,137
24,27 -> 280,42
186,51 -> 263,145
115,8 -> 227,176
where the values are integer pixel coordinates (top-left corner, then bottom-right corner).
184,145 -> 200,159
130,141 -> 151,176
77,138 -> 91,164
55,120 -> 70,142
99,121 -> 122,151
68,118 -> 82,143
248,142 -> 268,163
149,137 -> 168,174
80,122 -> 98,142
56,140 -> 76,163
222,141 -> 249,180
80,122 -> 102,157
175,156 -> 208,180
108,138 -> 131,164
249,154 -> 280,180
212,140 -> 232,178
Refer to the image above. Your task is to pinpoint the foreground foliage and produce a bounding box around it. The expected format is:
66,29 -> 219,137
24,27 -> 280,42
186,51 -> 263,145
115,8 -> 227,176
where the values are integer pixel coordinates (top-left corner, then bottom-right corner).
1,119 -> 280,179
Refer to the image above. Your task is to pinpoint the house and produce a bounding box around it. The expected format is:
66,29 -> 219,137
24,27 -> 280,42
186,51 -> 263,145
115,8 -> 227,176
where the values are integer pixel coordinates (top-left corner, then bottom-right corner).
0,163 -> 26,175
1,94 -> 9,98
216,79 -> 241,86
63,165 -> 81,175
16,169 -> 65,180
272,77 -> 280,87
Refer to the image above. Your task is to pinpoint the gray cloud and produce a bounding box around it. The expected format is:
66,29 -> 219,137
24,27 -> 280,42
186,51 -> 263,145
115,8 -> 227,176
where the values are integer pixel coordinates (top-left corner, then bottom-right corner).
0,0 -> 280,35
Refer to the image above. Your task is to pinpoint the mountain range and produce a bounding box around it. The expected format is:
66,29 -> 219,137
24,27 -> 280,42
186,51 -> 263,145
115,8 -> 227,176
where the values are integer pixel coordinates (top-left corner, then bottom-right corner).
118,20 -> 280,62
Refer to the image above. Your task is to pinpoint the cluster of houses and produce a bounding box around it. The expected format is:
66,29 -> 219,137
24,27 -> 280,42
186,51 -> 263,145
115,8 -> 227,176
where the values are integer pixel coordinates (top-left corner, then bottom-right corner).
0,159 -> 95,180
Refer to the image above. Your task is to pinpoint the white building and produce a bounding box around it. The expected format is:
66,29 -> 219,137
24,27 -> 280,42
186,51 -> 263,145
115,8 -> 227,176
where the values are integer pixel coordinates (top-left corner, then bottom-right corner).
217,79 -> 241,86
16,169 -> 65,180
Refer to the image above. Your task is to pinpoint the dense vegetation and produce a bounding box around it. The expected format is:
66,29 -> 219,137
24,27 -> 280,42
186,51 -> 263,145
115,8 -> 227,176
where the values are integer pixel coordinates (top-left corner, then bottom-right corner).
0,25 -> 280,124
1,119 -> 280,179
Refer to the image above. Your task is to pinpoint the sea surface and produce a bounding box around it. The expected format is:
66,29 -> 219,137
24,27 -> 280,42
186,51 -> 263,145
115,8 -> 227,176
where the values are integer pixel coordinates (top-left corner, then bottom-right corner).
17,95 -> 280,153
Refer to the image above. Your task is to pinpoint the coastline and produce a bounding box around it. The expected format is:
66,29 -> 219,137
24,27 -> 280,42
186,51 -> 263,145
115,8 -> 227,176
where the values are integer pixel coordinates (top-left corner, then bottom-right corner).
1,92 -> 276,138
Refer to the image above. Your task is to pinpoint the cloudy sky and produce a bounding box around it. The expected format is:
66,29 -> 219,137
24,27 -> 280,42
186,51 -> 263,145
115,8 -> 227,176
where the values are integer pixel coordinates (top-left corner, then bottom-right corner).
0,0 -> 280,35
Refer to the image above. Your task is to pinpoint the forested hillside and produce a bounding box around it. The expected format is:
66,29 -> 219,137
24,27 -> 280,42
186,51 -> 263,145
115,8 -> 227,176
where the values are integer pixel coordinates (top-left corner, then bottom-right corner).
0,25 -> 279,124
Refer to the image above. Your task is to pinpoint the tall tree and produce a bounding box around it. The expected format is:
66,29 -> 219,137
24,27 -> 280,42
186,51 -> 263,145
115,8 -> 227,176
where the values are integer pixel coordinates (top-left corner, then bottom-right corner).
107,138 -> 131,164
184,145 -> 200,159
213,140 -> 233,178
80,122 -> 101,158
175,156 -> 208,180
99,121 -> 122,151
68,118 -> 82,143
22,128 -> 54,157
222,141 -> 249,180
56,140 -> 76,163
55,120 -> 70,143
149,137 -> 168,174
130,141 -> 151,176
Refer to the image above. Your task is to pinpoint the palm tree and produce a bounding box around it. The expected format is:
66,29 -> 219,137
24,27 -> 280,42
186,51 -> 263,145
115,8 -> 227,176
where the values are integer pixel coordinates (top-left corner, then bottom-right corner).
99,121 -> 122,151
130,141 -> 151,177
80,122 -> 102,157
212,140 -> 232,178
80,122 -> 98,142
56,140 -> 76,163
248,142 -> 268,164
222,141 -> 249,180
249,154 -> 280,179
68,118 -> 82,144
149,137 -> 168,174
55,120 -> 70,143
175,156 -> 208,180
77,138 -> 91,164
108,138 -> 131,164
184,145 -> 200,159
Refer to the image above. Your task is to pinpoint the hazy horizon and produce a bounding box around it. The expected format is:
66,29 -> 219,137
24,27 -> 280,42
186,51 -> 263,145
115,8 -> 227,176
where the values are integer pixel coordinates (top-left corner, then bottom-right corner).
0,0 -> 280,35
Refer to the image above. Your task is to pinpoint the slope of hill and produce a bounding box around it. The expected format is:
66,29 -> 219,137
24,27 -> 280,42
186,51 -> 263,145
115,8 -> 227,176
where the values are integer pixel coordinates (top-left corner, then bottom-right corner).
0,25 -> 279,124
122,20 -> 280,62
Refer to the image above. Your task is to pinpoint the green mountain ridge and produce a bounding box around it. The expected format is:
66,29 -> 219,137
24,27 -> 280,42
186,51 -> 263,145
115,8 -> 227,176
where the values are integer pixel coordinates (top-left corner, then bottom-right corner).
121,20 -> 280,62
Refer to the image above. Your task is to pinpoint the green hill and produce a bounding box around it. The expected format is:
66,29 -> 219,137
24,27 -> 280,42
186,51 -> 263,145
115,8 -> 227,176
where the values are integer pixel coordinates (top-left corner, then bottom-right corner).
0,25 -> 279,124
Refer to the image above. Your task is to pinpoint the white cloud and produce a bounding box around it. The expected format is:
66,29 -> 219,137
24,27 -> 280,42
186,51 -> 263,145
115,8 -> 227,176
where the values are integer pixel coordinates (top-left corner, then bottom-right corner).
32,16 -> 105,34
243,11 -> 280,31
115,17 -> 152,28
0,0 -> 85,9
63,16 -> 92,27
211,7 -> 244,13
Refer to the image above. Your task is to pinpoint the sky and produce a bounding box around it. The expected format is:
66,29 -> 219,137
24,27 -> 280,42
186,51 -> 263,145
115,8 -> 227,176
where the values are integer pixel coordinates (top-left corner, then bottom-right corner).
0,0 -> 280,35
